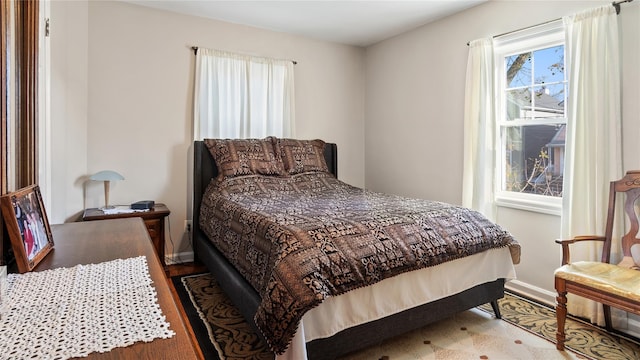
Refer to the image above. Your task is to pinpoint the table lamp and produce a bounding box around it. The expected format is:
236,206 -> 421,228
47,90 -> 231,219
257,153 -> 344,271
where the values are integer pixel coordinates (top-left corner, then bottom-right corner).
90,170 -> 124,209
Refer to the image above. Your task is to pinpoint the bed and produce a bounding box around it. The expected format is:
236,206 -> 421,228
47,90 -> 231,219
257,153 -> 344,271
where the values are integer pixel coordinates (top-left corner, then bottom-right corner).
192,138 -> 519,360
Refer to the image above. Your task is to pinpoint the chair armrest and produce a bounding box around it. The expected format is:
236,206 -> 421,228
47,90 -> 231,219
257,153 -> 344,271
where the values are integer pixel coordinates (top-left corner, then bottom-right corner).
555,235 -> 606,265
555,235 -> 606,245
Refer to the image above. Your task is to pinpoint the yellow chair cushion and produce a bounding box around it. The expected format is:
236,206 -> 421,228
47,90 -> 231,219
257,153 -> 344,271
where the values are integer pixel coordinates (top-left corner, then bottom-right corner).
555,261 -> 640,303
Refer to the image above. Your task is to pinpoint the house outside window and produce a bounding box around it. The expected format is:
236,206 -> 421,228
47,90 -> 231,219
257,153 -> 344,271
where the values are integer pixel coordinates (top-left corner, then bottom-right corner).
494,21 -> 566,215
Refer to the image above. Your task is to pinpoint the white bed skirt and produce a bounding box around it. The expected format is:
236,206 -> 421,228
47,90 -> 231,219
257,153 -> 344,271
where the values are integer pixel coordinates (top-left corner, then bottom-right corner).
277,246 -> 517,360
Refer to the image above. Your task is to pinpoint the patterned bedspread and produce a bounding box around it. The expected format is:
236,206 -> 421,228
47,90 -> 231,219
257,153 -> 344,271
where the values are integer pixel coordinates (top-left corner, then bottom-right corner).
199,172 -> 519,354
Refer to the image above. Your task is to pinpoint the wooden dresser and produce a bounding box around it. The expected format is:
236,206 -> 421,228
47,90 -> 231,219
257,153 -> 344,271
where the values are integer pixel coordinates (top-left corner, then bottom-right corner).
33,218 -> 200,359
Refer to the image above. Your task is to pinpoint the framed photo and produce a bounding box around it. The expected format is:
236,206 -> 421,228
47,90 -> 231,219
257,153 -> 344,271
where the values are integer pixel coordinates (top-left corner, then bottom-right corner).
1,185 -> 54,273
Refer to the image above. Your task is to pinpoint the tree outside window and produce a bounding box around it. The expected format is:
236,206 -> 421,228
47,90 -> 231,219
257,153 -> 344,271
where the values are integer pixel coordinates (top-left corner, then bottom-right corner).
500,45 -> 566,197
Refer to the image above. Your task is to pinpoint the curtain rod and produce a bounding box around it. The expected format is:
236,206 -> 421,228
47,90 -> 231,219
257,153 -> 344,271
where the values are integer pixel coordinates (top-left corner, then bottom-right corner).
466,0 -> 633,46
613,0 -> 634,14
190,46 -> 297,65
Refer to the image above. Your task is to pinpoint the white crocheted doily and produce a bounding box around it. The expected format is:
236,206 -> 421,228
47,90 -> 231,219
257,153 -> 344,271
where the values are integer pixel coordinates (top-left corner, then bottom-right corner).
0,256 -> 175,360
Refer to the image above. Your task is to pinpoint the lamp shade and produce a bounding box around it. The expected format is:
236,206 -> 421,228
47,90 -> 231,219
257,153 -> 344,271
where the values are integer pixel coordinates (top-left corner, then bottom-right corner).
90,170 -> 124,209
90,170 -> 125,182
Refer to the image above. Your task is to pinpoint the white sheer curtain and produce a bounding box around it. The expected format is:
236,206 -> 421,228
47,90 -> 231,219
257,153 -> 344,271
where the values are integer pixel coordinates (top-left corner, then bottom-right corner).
561,5 -> 623,325
194,48 -> 295,139
462,38 -> 496,220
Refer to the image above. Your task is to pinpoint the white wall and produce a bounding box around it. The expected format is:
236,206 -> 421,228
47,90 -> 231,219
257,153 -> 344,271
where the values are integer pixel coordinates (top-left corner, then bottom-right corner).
50,1 -> 88,224
365,0 -> 640,303
50,0 -> 366,261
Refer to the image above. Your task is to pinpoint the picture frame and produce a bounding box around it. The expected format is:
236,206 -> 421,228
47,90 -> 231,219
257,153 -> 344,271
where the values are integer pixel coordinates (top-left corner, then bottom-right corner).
0,185 -> 54,273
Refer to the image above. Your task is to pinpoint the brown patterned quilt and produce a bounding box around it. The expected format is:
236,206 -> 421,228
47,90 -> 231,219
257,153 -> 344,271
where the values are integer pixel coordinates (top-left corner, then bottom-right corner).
199,171 -> 519,354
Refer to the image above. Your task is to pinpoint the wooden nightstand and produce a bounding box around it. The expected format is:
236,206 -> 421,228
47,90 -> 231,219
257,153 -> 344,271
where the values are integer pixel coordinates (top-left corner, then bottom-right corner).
82,204 -> 171,272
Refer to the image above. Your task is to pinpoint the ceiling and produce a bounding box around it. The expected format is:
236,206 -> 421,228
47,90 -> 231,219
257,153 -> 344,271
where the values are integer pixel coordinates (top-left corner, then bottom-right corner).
125,1 -> 486,47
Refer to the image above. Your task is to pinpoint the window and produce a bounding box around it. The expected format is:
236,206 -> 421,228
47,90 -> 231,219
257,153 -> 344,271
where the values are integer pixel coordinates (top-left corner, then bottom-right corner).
494,21 -> 566,214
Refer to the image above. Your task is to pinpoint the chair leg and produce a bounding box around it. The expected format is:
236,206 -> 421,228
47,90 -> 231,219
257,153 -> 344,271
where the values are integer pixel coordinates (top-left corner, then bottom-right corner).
490,299 -> 502,319
556,288 -> 568,351
603,304 -> 613,331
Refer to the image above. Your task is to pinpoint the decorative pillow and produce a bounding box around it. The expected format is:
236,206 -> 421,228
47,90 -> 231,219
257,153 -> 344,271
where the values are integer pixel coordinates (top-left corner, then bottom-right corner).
204,137 -> 285,179
274,138 -> 329,175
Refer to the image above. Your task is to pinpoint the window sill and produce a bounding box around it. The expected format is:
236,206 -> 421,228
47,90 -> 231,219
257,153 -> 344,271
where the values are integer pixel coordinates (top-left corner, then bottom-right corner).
495,193 -> 562,216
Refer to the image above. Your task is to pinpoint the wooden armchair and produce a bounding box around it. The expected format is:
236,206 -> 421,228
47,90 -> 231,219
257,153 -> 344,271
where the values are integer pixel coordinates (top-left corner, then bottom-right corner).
554,170 -> 640,350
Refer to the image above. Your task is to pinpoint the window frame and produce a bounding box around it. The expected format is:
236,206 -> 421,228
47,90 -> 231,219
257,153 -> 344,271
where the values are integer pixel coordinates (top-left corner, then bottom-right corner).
493,20 -> 566,216
38,2 -> 50,213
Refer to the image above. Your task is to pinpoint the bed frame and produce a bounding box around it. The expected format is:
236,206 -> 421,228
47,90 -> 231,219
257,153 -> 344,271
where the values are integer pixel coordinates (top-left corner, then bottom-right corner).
192,140 -> 504,360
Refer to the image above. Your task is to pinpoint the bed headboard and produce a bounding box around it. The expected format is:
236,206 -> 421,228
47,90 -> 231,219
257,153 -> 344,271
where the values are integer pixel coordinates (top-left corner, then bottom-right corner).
192,140 -> 337,237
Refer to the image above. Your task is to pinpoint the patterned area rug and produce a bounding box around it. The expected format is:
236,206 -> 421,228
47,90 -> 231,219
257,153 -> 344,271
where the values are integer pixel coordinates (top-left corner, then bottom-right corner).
173,273 -> 640,360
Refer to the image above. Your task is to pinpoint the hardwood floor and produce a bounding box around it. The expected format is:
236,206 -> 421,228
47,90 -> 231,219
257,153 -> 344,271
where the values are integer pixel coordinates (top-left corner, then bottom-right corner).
167,261 -> 209,360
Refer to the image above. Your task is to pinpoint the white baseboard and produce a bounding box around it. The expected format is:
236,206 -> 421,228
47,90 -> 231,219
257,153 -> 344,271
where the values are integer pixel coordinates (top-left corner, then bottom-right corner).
165,251 -> 195,265
505,279 -> 556,307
